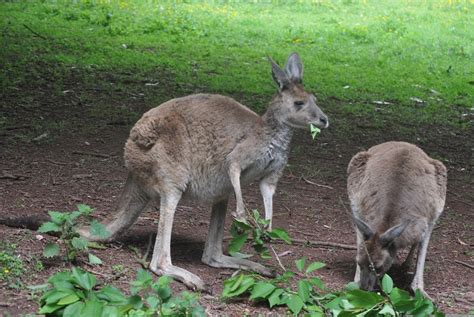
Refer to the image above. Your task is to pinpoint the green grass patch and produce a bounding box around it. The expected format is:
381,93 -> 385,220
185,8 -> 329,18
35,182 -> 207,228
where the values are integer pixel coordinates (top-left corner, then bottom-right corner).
1,0 -> 473,127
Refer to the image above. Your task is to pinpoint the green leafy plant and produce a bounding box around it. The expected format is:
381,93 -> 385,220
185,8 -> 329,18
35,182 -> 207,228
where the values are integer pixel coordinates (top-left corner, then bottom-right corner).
310,123 -> 321,140
38,204 -> 110,264
222,258 -> 444,316
37,267 -> 205,317
325,274 -> 444,316
33,256 -> 45,272
222,257 -> 327,315
128,268 -> 205,317
228,209 -> 291,259
0,243 -> 25,282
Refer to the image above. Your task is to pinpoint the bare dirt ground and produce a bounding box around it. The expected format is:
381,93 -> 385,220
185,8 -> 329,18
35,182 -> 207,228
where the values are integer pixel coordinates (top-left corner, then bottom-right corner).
0,80 -> 472,315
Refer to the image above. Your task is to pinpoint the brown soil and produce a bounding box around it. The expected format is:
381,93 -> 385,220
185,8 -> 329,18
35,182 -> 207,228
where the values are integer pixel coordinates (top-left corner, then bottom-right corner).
0,84 -> 473,315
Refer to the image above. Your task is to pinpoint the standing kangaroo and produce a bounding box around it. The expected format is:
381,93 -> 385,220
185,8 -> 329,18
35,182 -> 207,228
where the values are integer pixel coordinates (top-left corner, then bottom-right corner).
347,141 -> 447,298
79,53 -> 329,291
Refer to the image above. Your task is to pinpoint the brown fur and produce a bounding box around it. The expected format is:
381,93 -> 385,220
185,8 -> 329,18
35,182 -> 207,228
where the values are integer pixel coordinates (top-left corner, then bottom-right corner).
79,53 -> 329,291
347,141 -> 447,297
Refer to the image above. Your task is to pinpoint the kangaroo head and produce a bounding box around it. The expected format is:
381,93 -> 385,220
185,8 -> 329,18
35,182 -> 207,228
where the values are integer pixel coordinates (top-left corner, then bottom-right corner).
268,53 -> 328,130
354,217 -> 409,291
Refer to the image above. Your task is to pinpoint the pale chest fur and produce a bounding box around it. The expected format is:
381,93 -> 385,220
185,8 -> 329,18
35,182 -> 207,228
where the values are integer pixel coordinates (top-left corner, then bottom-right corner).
240,134 -> 290,184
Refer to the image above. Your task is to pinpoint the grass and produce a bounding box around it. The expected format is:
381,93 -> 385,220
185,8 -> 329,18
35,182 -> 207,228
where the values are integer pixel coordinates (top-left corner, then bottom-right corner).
0,0 -> 473,131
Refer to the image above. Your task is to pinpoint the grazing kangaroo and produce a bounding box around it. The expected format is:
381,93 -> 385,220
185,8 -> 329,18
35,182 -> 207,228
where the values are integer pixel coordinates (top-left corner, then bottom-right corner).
347,141 -> 447,299
79,53 -> 328,291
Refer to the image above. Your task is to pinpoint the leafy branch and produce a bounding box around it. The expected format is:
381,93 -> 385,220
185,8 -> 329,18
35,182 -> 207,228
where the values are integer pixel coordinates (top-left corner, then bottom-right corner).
223,261 -> 443,316
38,204 -> 110,264
228,209 -> 291,259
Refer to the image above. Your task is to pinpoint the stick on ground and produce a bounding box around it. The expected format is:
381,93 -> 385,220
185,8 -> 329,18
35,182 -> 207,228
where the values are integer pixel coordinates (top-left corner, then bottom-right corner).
72,150 -> 111,158
224,236 -> 356,250
454,260 -> 474,270
302,177 -> 334,189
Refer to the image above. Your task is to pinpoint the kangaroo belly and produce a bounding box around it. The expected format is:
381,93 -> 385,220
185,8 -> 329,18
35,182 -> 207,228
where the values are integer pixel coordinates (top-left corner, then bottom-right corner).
182,154 -> 284,204
183,172 -> 233,203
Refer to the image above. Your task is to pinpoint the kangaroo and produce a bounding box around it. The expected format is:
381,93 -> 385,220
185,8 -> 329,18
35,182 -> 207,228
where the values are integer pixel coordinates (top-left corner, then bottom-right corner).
79,53 -> 329,291
347,141 -> 447,299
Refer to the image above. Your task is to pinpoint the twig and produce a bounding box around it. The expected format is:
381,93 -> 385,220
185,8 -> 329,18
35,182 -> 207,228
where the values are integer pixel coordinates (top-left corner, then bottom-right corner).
455,297 -> 474,306
338,196 -> 352,216
277,250 -> 292,257
72,174 -> 93,179
5,125 -> 31,131
0,174 -> 19,180
83,266 -> 109,278
453,260 -> 474,270
72,150 -> 111,158
23,24 -> 47,39
0,171 -> 30,180
44,159 -> 68,166
448,189 -> 462,198
0,301 -> 10,307
296,230 -> 320,238
224,236 -> 356,250
451,198 -> 473,208
301,177 -> 334,189
136,234 -> 153,269
138,216 -> 158,222
291,238 -> 357,250
447,190 -> 474,207
270,245 -> 286,271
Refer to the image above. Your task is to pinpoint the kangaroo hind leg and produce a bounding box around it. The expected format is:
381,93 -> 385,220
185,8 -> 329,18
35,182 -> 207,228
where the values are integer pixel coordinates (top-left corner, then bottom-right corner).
79,174 -> 150,242
201,199 -> 272,276
149,188 -> 209,292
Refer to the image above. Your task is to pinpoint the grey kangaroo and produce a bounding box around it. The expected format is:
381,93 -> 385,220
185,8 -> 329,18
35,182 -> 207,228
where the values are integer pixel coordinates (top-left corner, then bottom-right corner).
79,53 -> 329,291
347,141 -> 447,299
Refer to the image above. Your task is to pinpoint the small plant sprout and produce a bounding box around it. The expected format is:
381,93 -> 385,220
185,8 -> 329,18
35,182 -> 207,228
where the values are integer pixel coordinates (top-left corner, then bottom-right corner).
228,209 -> 291,259
37,204 -> 110,264
310,123 -> 321,140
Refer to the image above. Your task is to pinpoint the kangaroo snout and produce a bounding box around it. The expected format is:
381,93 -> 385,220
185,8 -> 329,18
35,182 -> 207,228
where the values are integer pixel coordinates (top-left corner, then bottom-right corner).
319,115 -> 329,128
311,112 -> 329,129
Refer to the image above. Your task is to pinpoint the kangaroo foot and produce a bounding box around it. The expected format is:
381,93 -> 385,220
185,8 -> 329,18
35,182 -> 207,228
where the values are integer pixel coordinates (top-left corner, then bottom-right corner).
203,254 -> 273,277
231,210 -> 247,224
150,264 -> 211,293
410,282 -> 432,301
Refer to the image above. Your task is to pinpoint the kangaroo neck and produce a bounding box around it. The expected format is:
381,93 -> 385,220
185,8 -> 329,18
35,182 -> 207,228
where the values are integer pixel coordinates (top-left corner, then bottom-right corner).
262,106 -> 293,153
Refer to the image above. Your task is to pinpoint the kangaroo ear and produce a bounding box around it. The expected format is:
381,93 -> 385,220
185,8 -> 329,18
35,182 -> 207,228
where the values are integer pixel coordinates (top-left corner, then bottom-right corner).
284,52 -> 303,83
268,56 -> 290,90
380,221 -> 409,247
353,216 -> 373,241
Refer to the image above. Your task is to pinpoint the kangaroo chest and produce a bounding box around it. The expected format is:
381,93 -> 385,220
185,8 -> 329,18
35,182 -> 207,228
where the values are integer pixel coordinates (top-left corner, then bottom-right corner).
241,143 -> 289,184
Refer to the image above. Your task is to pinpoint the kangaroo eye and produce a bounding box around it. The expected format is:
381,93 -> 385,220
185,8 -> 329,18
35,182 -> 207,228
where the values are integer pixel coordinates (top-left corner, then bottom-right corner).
293,101 -> 305,110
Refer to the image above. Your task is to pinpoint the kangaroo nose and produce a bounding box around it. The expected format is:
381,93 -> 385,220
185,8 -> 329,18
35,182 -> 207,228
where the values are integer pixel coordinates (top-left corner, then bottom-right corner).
319,116 -> 328,128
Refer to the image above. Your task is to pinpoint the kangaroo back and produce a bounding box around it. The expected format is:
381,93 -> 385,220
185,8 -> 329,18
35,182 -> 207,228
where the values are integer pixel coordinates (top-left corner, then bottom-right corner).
347,141 -> 447,295
348,141 -> 446,232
